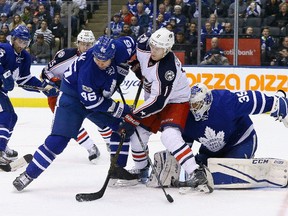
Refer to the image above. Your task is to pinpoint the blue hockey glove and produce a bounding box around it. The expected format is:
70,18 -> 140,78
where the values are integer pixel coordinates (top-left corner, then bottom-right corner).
270,96 -> 288,121
41,80 -> 59,97
112,102 -> 131,118
118,114 -> 140,137
0,70 -> 14,91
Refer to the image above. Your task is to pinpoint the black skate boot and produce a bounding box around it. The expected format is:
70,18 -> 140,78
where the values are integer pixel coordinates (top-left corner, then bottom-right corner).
87,144 -> 100,163
13,171 -> 33,191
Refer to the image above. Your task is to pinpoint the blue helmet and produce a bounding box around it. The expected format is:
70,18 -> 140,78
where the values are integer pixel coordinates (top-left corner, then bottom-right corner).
92,36 -> 116,61
11,25 -> 31,41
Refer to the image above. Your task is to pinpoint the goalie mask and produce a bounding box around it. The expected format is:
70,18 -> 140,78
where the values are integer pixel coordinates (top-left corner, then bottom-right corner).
189,83 -> 213,121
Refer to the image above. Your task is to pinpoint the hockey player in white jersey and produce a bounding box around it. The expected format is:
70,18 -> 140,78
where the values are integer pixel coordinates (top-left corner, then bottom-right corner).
118,28 -> 214,193
41,30 -> 111,163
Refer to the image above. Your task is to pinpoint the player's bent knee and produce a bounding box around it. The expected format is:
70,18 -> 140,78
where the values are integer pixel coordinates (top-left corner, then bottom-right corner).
44,135 -> 70,155
160,127 -> 182,150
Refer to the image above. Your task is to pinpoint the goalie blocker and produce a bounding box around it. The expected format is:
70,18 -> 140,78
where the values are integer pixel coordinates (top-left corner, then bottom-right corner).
147,151 -> 288,189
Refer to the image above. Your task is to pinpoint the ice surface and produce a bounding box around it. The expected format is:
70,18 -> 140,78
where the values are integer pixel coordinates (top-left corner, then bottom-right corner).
1,108 -> 288,216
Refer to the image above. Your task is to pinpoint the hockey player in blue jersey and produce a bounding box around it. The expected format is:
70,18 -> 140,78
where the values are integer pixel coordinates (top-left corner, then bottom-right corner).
13,35 -> 137,191
183,83 -> 288,165
41,30 -> 104,163
148,83 -> 288,189
0,25 -> 57,166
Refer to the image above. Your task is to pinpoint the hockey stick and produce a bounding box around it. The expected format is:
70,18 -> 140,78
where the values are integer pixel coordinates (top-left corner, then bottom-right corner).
75,132 -> 126,202
18,84 -> 59,92
0,154 -> 32,172
119,84 -> 174,203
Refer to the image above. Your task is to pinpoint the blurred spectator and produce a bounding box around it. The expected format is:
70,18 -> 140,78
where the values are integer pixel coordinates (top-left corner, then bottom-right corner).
163,0 -> 173,13
73,0 -> 88,29
21,6 -> 33,25
109,13 -> 124,39
200,21 -> 218,47
26,23 -> 35,44
243,26 -> 257,38
208,13 -> 224,34
130,16 -> 145,39
30,33 -> 51,64
228,0 -> 247,18
37,3 -> 52,26
170,5 -> 187,32
46,0 -> 61,18
165,22 -> 176,32
273,2 -> 288,29
127,0 -> 137,16
0,13 -> 9,29
0,0 -> 11,15
61,1 -> 80,37
200,48 -> 229,65
135,2 -> 150,31
30,14 -> 41,36
9,14 -> 26,31
157,3 -> 171,22
143,0 -> 153,19
270,48 -> 288,66
119,23 -> 135,38
173,31 -> 193,64
120,4 -> 133,25
220,22 -> 234,36
260,26 -> 276,65
34,20 -> 54,47
185,22 -> 198,64
264,0 -> 280,17
156,14 -> 167,29
209,0 -> 228,18
10,0 -> 29,16
0,30 -> 8,43
246,0 -> 261,18
29,0 -> 40,14
203,37 -> 225,59
49,13 -> 65,56
0,23 -> 10,37
188,0 -> 210,19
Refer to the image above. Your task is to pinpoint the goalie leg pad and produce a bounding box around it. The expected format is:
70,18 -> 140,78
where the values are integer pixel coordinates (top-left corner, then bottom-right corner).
146,150 -> 181,187
208,158 -> 288,188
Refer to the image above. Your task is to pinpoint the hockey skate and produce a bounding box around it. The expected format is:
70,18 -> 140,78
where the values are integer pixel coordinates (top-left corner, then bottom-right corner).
87,145 -> 100,164
173,164 -> 214,194
109,166 -> 139,187
13,171 -> 33,191
0,147 -> 18,165
129,164 -> 150,184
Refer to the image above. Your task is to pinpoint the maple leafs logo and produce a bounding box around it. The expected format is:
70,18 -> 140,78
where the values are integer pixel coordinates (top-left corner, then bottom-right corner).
199,127 -> 226,152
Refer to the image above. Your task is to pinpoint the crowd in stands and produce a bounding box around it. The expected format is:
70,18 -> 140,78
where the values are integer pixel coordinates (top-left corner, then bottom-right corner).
109,0 -> 287,66
0,0 -> 95,64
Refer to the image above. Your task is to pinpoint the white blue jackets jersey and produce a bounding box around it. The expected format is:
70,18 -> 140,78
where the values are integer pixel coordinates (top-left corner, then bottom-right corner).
43,48 -> 79,80
0,42 -> 42,92
134,34 -> 190,118
182,90 -> 275,156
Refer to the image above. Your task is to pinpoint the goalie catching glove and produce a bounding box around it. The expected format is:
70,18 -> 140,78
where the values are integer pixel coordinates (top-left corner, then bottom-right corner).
270,90 -> 288,127
118,113 -> 140,137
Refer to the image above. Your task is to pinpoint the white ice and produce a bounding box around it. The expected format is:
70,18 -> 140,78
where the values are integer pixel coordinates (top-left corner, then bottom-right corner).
1,108 -> 288,216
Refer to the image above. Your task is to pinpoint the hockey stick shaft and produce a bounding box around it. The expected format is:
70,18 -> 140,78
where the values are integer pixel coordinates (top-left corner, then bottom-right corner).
18,84 -> 47,91
75,132 -> 126,202
119,83 -> 173,203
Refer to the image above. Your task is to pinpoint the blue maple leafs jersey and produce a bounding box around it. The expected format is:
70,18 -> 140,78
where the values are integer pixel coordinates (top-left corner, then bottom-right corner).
0,43 -> 42,92
62,36 -> 136,113
183,90 -> 275,155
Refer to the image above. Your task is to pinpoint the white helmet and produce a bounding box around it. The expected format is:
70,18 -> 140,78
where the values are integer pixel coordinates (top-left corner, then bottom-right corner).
77,30 -> 95,44
149,27 -> 174,55
189,83 -> 213,121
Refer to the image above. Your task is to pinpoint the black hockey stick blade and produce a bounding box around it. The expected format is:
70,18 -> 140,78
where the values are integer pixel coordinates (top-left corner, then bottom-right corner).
76,173 -> 110,202
0,154 -> 32,172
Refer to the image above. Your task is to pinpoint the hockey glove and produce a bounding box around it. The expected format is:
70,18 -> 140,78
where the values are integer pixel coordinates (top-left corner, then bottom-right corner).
128,59 -> 142,80
118,114 -> 140,138
41,80 -> 59,97
112,101 -> 132,118
0,70 -> 14,91
270,95 -> 288,122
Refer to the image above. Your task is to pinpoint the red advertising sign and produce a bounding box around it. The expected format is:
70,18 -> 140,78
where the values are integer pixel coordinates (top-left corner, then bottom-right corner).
206,38 -> 261,66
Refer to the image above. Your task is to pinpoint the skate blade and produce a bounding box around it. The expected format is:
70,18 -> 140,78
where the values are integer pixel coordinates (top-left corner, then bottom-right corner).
179,184 -> 214,194
108,179 -> 139,187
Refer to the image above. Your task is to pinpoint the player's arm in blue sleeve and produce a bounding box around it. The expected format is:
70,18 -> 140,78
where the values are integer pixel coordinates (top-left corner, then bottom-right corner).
0,47 -> 14,92
224,90 -> 275,117
114,36 -> 136,65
